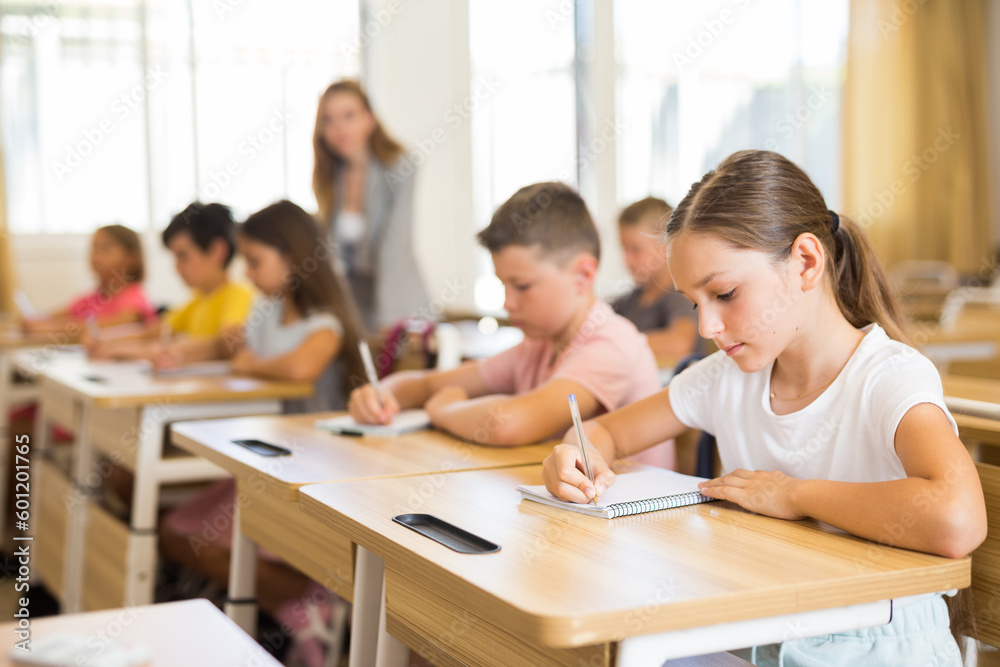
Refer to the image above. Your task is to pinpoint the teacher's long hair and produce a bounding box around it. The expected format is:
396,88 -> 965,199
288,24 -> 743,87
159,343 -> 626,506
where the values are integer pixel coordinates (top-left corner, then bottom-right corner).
312,80 -> 405,226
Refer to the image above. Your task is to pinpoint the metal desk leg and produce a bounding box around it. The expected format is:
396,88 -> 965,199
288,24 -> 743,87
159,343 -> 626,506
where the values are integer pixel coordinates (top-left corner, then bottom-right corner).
226,499 -> 259,637
351,546 -> 386,667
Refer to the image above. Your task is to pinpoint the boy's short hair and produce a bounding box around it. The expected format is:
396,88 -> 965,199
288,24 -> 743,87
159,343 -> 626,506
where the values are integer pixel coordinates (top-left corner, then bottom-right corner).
477,182 -> 600,263
618,197 -> 673,232
162,202 -> 237,267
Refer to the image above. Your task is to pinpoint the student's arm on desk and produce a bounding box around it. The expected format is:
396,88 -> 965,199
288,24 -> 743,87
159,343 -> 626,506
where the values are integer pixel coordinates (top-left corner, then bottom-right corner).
349,362 -> 488,425
698,403 -> 988,559
644,318 -> 698,359
230,330 -> 340,383
154,325 -> 245,368
425,377 -> 603,447
542,387 -> 686,503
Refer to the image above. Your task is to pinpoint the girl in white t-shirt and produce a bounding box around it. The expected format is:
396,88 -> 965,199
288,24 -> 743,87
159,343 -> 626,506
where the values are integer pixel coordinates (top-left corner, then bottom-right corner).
542,150 -> 985,666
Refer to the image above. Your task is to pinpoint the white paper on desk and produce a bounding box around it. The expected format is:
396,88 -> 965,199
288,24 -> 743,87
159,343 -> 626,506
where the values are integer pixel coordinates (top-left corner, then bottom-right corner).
518,469 -> 714,519
10,632 -> 152,666
153,361 -> 231,378
13,289 -> 37,318
315,409 -> 431,436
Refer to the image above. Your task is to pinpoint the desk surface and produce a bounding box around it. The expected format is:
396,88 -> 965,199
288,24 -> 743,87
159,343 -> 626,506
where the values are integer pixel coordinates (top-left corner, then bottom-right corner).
172,413 -> 555,500
0,327 -> 54,350
301,465 -> 969,648
0,599 -> 280,666
31,356 -> 312,408
944,375 -> 1000,405
916,313 -> 1000,346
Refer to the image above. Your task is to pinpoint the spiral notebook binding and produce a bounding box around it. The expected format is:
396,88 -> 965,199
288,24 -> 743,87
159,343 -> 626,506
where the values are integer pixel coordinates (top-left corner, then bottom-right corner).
605,492 -> 712,519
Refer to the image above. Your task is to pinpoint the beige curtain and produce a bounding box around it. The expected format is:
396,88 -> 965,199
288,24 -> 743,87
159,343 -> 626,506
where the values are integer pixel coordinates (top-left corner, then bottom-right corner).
0,128 -> 15,315
843,0 -> 995,275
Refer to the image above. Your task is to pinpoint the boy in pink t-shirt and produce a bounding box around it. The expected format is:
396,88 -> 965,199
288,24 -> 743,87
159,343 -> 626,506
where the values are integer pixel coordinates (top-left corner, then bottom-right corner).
349,182 -> 669,465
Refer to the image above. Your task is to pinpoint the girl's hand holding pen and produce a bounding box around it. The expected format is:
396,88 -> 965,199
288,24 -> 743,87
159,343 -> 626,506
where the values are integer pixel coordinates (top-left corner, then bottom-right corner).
542,438 -> 616,504
348,384 -> 400,425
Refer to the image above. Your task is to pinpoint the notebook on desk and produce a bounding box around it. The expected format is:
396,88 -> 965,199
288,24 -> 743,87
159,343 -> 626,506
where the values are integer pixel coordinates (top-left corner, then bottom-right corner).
518,468 -> 715,519
315,409 -> 431,437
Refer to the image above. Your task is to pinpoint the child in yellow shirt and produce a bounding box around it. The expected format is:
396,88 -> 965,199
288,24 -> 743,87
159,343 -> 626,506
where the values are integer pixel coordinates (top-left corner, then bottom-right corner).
160,202 -> 253,336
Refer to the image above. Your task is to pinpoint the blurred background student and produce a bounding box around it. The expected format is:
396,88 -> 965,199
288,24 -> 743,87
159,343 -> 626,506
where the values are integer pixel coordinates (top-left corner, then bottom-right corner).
312,79 -> 428,333
22,224 -> 155,335
89,202 -> 254,360
612,197 -> 699,360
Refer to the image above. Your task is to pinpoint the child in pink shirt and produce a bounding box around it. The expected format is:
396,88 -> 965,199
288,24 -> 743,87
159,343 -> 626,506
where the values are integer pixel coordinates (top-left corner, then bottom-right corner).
349,182 -> 671,466
23,224 -> 155,336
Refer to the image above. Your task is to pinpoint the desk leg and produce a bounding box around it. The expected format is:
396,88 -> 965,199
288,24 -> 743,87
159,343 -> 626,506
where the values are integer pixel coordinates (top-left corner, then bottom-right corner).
376,581 -> 408,667
126,405 -> 164,606
352,547 -> 408,667
351,546 -> 385,667
226,499 -> 259,637
63,401 -> 93,613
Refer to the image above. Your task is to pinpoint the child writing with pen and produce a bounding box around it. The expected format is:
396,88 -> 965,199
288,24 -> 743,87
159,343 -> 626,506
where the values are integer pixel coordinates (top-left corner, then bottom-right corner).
158,200 -> 366,666
349,182 -> 672,465
542,150 -> 986,666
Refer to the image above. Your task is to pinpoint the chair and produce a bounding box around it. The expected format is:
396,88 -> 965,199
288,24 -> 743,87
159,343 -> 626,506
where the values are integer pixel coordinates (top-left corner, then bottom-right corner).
970,462 -> 1000,649
889,260 -> 959,292
891,261 -> 959,322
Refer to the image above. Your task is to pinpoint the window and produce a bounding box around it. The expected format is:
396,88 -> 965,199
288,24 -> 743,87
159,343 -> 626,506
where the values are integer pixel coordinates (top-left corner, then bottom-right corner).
1,0 -> 361,234
614,0 -> 849,208
469,0 -> 578,311
467,1 -> 849,311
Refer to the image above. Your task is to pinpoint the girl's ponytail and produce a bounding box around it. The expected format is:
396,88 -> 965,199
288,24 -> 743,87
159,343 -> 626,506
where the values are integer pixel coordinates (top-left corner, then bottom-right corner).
831,214 -> 910,344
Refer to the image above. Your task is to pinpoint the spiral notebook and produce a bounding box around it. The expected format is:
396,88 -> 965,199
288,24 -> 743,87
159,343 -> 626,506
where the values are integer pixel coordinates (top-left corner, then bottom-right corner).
518,468 -> 715,519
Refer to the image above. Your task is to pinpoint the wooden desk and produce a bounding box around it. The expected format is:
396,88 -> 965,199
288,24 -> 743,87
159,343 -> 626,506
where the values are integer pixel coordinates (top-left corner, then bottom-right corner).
301,465 -> 969,666
169,414 -> 553,657
944,376 -> 1000,454
0,331 -> 59,546
0,599 -> 281,666
945,375 -> 1000,418
30,355 -> 312,614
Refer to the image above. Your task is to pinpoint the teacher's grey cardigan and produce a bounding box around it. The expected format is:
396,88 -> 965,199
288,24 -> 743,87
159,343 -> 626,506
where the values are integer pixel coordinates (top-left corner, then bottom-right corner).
330,157 -> 429,332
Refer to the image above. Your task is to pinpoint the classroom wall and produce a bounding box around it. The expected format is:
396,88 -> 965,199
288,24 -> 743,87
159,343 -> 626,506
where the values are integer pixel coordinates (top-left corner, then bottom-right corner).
364,0 -> 478,317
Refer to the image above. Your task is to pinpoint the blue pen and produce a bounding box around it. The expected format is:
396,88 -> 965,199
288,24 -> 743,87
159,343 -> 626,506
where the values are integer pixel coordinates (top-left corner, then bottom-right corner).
568,394 -> 597,504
